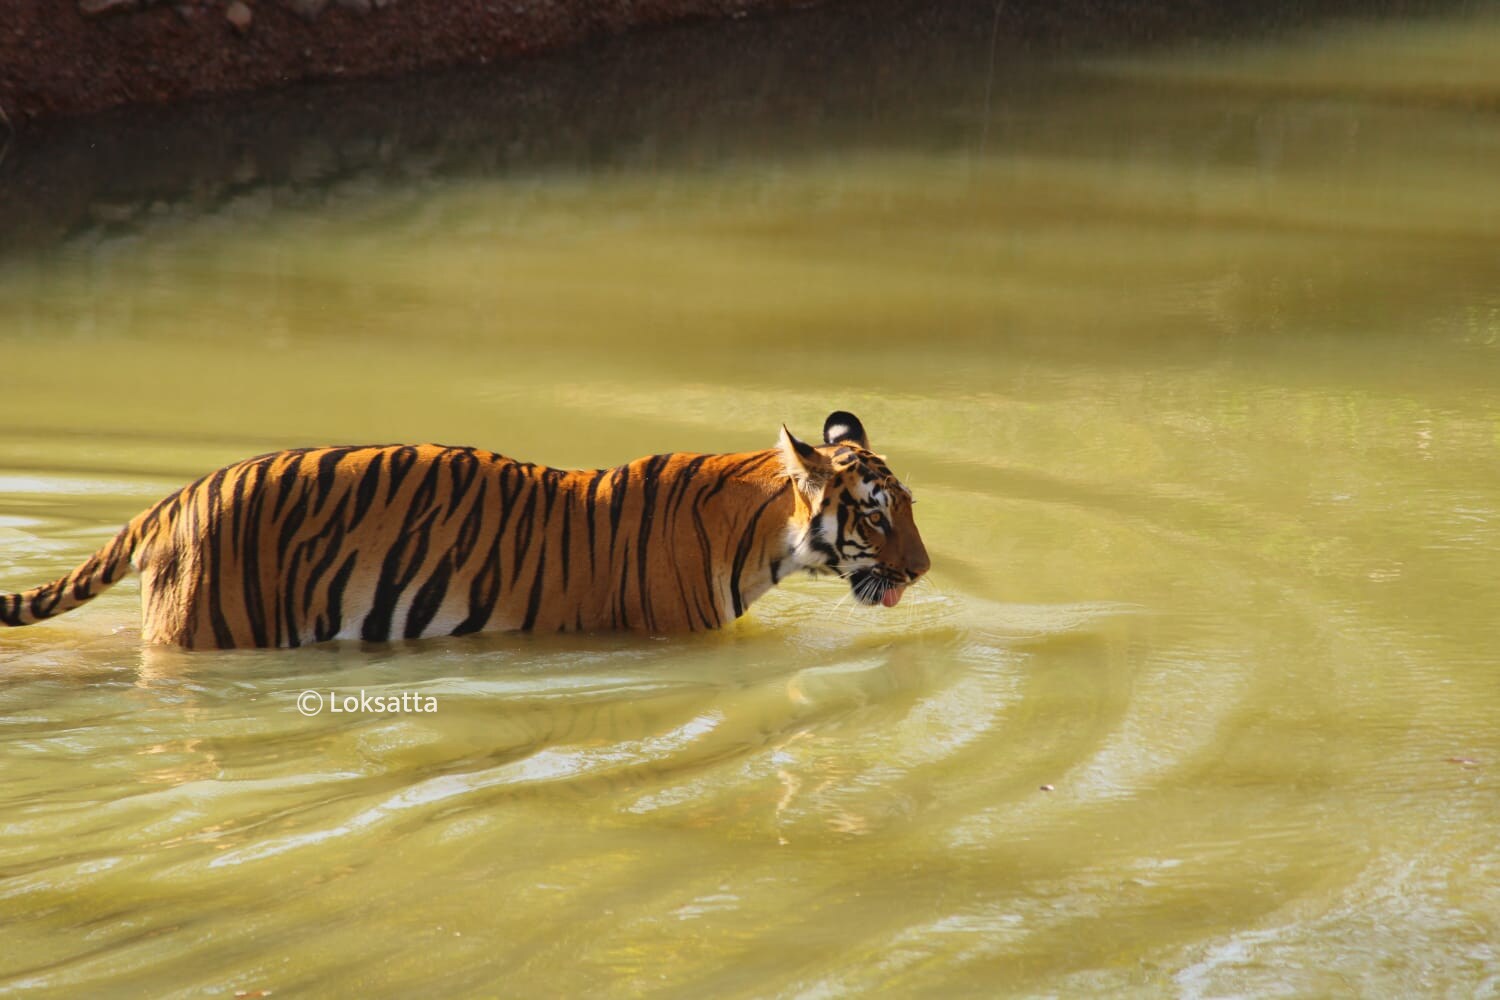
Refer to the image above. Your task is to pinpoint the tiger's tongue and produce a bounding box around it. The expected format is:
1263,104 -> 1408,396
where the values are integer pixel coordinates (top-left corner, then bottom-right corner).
881,585 -> 906,608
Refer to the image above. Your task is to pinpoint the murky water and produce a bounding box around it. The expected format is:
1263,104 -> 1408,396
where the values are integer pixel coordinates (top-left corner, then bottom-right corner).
2,4 -> 1499,996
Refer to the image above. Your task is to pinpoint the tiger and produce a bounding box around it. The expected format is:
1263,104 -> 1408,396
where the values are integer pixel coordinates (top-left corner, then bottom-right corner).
1,411 -> 929,649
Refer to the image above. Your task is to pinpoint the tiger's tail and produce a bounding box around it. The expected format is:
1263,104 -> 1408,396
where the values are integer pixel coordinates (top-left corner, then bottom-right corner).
1,517 -> 145,628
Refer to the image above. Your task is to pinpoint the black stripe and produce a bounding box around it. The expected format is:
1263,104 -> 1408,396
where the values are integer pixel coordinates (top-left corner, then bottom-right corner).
406,456 -> 445,520
361,533 -> 414,643
281,544 -> 305,648
360,458 -> 444,643
315,551 -> 359,642
634,454 -> 670,632
229,465 -> 251,553
193,470 -> 217,641
498,462 -> 526,508
361,504 -> 439,643
670,554 -> 695,630
276,490 -> 308,561
729,493 -> 781,619
607,464 -> 631,561
616,540 -> 631,629
519,473 -> 563,629
452,543 -> 502,636
699,453 -> 775,506
558,489 -> 573,590
203,464 -> 230,526
446,449 -> 479,516
100,526 -> 132,587
807,508 -> 840,564
690,493 -> 719,625
540,467 -> 560,510
30,583 -> 61,619
538,469 -> 561,531
405,553 -> 453,639
835,493 -> 855,550
584,468 -> 607,574
385,446 -> 419,503
665,455 -> 710,524
487,466 -> 525,585
691,585 -> 715,630
509,480 -> 541,586
271,452 -> 308,521
521,544 -> 547,632
314,448 -> 352,512
206,515 -> 236,649
299,492 -> 350,614
70,553 -> 99,601
349,450 -> 384,530
190,470 -> 234,650
606,464 -> 630,542
451,478 -> 487,570
240,467 -> 271,647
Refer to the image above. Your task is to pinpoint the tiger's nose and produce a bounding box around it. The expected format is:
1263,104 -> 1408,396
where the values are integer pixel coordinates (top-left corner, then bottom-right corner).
890,551 -> 929,583
908,539 -> 931,579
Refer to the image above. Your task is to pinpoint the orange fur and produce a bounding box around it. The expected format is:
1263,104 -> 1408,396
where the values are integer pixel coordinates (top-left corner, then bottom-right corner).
2,415 -> 928,649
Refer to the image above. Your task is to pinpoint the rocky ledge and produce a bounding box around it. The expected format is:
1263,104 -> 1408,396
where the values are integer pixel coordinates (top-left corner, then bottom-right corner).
1,0 -> 812,125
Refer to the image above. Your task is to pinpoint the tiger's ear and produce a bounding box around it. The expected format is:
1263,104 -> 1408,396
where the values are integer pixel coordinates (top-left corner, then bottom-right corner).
823,410 -> 870,449
778,424 -> 830,490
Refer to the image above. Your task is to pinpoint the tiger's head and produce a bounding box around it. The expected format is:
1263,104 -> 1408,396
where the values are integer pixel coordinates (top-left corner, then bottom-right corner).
778,411 -> 931,607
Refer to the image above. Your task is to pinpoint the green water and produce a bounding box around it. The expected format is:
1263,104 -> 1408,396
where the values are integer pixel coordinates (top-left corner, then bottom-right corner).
2,6 -> 1498,997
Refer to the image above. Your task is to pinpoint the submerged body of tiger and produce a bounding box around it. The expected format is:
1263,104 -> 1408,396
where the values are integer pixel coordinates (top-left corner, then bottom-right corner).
1,412 -> 929,649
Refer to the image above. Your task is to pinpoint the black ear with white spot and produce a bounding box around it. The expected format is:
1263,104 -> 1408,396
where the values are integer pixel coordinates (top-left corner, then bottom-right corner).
823,411 -> 869,449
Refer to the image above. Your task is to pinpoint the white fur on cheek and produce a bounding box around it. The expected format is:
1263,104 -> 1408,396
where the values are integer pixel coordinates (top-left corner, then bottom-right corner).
784,503 -> 849,575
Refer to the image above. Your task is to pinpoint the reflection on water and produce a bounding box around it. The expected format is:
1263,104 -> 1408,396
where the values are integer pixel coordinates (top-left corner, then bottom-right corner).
2,2 -> 1499,996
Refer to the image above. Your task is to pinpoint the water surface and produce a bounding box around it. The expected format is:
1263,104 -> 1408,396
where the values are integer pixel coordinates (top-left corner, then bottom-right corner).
1,4 -> 1498,996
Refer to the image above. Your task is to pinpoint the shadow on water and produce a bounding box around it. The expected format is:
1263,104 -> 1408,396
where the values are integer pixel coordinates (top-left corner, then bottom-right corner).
0,0 -> 1479,260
